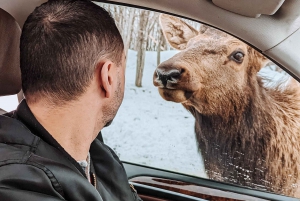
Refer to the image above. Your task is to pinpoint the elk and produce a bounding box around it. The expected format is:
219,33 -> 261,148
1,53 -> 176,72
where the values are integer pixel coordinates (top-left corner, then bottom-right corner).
153,14 -> 300,197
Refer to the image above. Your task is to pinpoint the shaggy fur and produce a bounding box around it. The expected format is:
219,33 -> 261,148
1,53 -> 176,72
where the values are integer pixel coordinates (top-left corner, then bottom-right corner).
188,79 -> 300,195
154,14 -> 300,197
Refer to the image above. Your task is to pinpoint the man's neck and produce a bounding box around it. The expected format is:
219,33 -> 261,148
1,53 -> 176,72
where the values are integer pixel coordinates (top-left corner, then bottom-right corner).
28,98 -> 102,161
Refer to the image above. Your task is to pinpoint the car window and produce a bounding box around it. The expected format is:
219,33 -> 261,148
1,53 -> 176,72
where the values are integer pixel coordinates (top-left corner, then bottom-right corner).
97,2 -> 300,198
97,3 -> 206,177
0,95 -> 18,112
103,46 -> 206,176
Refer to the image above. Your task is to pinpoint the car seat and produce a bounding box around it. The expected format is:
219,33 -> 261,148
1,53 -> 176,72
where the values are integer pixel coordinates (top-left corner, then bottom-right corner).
0,8 -> 22,114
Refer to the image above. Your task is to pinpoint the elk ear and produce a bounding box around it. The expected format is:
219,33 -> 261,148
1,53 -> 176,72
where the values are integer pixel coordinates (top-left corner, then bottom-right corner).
248,47 -> 270,72
159,14 -> 198,50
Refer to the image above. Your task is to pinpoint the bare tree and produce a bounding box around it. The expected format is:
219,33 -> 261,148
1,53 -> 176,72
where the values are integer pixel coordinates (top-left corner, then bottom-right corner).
135,10 -> 149,87
124,8 -> 135,55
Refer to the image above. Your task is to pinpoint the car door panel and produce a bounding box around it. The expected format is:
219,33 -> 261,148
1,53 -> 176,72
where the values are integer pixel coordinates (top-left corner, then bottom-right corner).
124,162 -> 299,201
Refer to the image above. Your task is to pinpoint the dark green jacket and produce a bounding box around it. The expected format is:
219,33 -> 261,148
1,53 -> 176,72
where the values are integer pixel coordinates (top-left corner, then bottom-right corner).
0,100 -> 141,201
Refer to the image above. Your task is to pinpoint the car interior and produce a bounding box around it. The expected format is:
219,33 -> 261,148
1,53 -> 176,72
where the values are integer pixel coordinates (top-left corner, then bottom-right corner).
1,0 -> 300,200
0,7 -> 22,114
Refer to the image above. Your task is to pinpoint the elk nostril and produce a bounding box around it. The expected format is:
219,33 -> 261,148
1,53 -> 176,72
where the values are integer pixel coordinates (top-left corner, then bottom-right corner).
168,71 -> 181,81
156,69 -> 182,87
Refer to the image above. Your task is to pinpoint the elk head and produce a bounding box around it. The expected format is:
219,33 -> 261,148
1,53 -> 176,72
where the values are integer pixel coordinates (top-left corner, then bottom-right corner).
153,14 -> 269,115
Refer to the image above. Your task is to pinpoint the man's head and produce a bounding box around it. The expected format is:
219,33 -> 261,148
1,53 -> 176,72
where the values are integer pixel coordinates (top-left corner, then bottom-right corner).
20,0 -> 125,127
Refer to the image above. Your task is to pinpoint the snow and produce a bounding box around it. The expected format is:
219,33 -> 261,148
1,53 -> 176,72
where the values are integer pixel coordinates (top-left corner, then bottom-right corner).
258,67 -> 291,88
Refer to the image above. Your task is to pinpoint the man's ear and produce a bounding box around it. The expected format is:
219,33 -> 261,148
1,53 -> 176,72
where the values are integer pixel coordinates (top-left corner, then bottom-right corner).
99,61 -> 114,98
159,14 -> 198,50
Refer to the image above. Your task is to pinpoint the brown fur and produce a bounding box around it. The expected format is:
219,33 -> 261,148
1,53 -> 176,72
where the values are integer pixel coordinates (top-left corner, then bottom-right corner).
154,14 -> 300,197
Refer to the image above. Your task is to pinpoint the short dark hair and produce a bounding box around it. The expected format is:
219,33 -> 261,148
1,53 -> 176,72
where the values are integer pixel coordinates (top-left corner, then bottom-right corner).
20,0 -> 124,103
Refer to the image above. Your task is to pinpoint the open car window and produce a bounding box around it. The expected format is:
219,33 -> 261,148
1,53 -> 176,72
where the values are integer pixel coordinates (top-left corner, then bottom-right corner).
97,2 -> 300,200
98,3 -> 206,177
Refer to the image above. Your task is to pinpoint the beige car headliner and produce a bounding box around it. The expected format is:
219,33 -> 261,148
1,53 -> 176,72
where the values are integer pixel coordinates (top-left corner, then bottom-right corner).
1,0 -> 300,80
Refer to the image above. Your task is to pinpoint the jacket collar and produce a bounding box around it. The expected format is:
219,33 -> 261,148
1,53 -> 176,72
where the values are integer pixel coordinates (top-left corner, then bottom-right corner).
15,100 -> 61,149
12,100 -> 88,178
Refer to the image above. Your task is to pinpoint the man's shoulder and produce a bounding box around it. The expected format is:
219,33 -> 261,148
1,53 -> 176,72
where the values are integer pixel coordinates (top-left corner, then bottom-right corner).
0,115 -> 85,180
0,144 -> 103,200
0,116 -> 140,201
0,140 -> 79,187
0,159 -> 65,199
0,113 -> 37,147
0,114 -> 39,164
0,115 -> 101,200
0,139 -> 66,199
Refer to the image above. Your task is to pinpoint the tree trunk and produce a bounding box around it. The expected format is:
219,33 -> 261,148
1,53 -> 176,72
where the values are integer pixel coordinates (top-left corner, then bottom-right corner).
124,8 -> 135,56
136,44 -> 146,87
135,10 -> 149,87
157,28 -> 163,66
157,39 -> 161,66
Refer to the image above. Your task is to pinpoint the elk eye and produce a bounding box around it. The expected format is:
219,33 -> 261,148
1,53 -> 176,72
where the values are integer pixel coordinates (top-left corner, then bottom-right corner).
230,51 -> 244,63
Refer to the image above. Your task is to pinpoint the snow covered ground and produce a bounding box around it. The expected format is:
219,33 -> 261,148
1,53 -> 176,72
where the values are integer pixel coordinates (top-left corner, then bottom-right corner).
0,49 -> 290,179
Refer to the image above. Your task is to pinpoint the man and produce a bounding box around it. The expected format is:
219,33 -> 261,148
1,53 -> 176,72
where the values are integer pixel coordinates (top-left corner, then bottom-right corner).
0,0 -> 141,200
